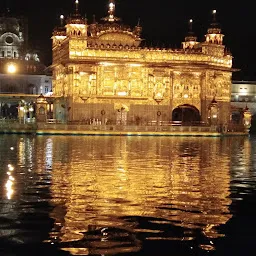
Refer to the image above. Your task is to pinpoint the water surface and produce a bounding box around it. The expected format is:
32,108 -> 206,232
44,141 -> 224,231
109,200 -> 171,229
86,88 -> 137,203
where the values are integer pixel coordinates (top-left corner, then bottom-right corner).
0,134 -> 256,255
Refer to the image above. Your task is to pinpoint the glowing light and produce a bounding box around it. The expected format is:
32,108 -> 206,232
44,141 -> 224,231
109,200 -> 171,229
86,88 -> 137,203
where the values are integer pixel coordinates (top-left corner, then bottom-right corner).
109,2 -> 115,9
79,71 -> 88,75
127,63 -> 142,67
239,87 -> 248,96
10,147 -> 14,150
8,164 -> 14,171
184,94 -> 189,98
45,138 -> 53,169
117,92 -> 127,96
213,10 -> 217,14
55,35 -> 66,40
155,92 -> 162,98
99,62 -> 115,66
189,19 -> 193,23
60,15 -> 64,20
5,176 -> 14,199
7,63 -> 17,73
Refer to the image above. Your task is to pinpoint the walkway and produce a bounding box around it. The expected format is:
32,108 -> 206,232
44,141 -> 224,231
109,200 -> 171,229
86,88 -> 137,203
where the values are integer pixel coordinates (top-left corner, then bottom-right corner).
0,119 -> 249,137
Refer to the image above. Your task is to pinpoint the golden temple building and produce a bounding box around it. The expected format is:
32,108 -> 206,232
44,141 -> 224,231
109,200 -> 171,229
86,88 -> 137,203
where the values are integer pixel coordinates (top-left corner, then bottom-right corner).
51,0 -> 234,126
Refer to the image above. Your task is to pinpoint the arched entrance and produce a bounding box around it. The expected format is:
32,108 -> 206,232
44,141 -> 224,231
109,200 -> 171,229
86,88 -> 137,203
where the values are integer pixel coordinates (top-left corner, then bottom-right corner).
172,104 -> 201,124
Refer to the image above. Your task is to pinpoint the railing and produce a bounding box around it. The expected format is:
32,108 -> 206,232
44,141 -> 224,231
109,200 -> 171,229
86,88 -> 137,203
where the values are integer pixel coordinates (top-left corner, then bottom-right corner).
0,118 -> 247,134
0,118 -> 37,131
36,123 -> 245,133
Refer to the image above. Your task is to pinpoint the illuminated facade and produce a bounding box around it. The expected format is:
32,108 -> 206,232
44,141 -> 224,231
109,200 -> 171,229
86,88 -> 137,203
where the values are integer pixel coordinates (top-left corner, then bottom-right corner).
52,0 -> 234,125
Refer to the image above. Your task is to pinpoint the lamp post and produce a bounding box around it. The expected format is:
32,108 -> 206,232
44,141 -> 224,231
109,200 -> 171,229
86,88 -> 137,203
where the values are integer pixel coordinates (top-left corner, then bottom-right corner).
101,109 -> 106,125
18,101 -> 28,124
18,102 -> 24,124
208,97 -> 218,127
154,92 -> 163,129
243,105 -> 252,133
28,104 -> 34,122
23,105 -> 28,124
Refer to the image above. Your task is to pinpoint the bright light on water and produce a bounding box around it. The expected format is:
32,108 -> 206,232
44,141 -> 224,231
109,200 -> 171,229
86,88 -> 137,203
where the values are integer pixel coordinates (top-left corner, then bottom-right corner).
0,135 -> 256,255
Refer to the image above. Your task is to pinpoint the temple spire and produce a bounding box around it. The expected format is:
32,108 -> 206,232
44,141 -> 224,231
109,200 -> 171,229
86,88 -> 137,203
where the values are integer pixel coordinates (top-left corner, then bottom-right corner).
134,18 -> 142,37
65,0 -> 86,25
52,14 -> 66,43
189,19 -> 193,33
137,18 -> 141,26
108,0 -> 115,19
60,14 -> 64,26
102,0 -> 120,22
75,0 -> 79,14
92,14 -> 96,23
182,18 -> 198,50
205,9 -> 224,45
209,9 -> 220,30
212,9 -> 217,22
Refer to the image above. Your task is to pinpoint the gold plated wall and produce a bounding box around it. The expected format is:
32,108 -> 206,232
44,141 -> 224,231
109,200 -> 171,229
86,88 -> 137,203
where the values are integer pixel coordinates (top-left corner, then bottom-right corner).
51,4 -> 234,125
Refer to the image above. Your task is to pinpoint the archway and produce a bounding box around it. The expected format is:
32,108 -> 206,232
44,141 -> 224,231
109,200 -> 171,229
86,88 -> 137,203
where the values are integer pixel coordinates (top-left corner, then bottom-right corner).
172,104 -> 201,124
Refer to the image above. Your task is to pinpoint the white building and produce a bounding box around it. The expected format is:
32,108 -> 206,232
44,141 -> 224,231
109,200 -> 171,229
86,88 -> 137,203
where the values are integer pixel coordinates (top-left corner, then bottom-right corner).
0,12 -> 52,119
0,73 -> 52,95
231,81 -> 256,115
0,15 -> 26,59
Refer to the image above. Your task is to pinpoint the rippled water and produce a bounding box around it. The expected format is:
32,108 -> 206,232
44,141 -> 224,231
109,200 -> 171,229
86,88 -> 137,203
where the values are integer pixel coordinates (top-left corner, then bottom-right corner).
0,134 -> 256,255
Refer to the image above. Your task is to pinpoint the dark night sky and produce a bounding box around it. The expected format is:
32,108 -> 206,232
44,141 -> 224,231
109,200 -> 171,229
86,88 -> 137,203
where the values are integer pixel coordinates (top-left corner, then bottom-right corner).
1,0 -> 255,81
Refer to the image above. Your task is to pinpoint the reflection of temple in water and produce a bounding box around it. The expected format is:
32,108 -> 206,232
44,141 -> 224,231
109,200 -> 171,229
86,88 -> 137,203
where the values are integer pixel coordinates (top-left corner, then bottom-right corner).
44,136 -> 250,253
